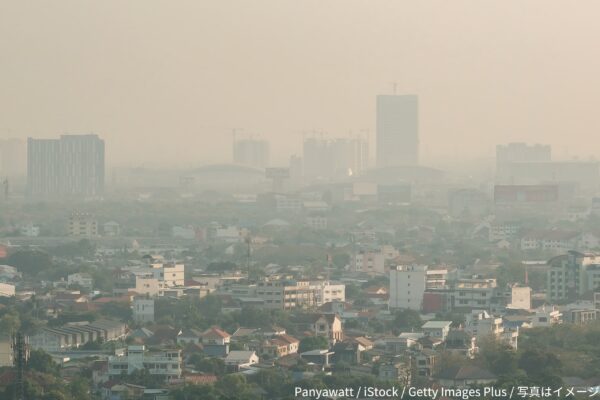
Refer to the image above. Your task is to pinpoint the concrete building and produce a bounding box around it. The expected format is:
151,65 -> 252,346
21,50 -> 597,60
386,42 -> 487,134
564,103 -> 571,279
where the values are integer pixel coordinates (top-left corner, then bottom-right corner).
496,142 -> 551,171
0,340 -> 12,367
27,134 -> 104,198
376,94 -> 419,167
133,297 -> 155,323
547,251 -> 600,302
450,278 -> 498,311
389,265 -> 428,311
421,321 -> 452,340
252,279 -> 345,310
507,285 -> 531,310
465,310 -> 518,349
302,136 -> 369,181
225,351 -> 259,370
202,327 -> 231,357
233,138 -> 269,168
108,346 -> 182,380
68,212 -> 98,237
353,251 -> 385,276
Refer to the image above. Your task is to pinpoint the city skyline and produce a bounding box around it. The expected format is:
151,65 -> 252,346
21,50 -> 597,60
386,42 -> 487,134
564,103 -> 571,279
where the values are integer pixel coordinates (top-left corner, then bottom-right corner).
3,1 -> 600,167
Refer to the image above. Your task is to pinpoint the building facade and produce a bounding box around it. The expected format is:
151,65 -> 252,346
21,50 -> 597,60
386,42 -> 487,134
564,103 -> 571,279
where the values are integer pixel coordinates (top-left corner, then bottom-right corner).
376,94 -> 419,167
27,134 -> 104,198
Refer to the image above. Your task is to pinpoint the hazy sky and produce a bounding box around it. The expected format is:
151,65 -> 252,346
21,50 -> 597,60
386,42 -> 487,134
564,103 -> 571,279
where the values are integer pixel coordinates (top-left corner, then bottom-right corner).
2,1 -> 600,167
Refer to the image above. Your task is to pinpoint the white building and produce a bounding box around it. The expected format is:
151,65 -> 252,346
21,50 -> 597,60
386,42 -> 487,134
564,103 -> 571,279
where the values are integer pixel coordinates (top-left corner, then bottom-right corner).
249,279 -> 345,310
507,285 -> 531,310
133,298 -> 155,323
108,346 -> 182,380
421,321 -> 452,340
465,310 -> 518,349
151,263 -> 185,287
225,350 -> 259,369
389,265 -> 427,311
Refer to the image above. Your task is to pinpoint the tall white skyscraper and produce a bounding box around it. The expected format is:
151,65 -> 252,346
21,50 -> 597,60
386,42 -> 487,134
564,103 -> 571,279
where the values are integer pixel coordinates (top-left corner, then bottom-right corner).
27,134 -> 105,198
376,94 -> 419,167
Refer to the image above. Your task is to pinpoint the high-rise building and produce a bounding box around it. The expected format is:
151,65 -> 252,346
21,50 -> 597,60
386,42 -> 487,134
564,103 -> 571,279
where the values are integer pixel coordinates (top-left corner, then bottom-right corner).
389,265 -> 427,311
233,138 -> 269,168
376,94 -> 419,167
303,136 -> 368,180
27,134 -> 105,197
496,142 -> 551,169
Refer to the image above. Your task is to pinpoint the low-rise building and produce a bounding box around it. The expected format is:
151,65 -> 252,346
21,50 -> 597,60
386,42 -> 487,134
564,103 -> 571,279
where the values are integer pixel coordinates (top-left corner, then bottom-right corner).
108,346 -> 182,381
67,273 -> 93,289
133,297 -> 155,323
225,351 -> 259,370
421,321 -> 452,341
354,251 -> 385,276
68,212 -> 98,237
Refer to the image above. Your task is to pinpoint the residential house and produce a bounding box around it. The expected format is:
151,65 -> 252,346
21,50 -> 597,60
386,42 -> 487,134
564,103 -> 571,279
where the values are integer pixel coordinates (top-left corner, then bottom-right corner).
201,327 -> 231,357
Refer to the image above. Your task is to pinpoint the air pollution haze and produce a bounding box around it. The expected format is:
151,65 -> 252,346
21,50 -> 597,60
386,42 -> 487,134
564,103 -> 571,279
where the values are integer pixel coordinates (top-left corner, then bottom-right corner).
2,0 -> 600,167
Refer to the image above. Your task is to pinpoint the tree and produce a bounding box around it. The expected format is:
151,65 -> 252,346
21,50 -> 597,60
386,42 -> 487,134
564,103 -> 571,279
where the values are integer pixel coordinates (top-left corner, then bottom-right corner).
6,249 -> 53,276
194,357 -> 227,376
27,349 -> 60,376
0,312 -> 21,334
392,309 -> 422,331
477,337 -> 518,376
299,336 -> 329,353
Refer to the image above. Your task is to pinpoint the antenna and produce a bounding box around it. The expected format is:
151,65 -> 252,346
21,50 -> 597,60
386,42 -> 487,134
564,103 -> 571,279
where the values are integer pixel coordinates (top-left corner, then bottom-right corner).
245,235 -> 252,281
12,331 -> 29,400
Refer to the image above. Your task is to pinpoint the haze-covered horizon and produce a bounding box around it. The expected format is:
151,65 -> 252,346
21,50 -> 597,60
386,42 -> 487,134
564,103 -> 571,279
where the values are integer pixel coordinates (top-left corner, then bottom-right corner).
2,0 -> 600,168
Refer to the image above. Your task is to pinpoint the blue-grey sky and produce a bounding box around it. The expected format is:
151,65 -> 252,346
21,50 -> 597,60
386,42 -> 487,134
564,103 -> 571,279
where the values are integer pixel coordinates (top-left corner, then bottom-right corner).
2,1 -> 600,167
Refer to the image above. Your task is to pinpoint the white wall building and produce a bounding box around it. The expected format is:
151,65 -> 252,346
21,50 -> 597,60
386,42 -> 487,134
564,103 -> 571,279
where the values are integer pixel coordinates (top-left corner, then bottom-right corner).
507,285 -> 531,310
108,346 -> 182,380
389,265 -> 427,311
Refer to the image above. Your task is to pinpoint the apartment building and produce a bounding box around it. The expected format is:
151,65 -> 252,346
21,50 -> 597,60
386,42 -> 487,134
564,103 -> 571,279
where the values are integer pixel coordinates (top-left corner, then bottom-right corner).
255,279 -> 345,310
547,251 -> 600,302
450,278 -> 498,311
